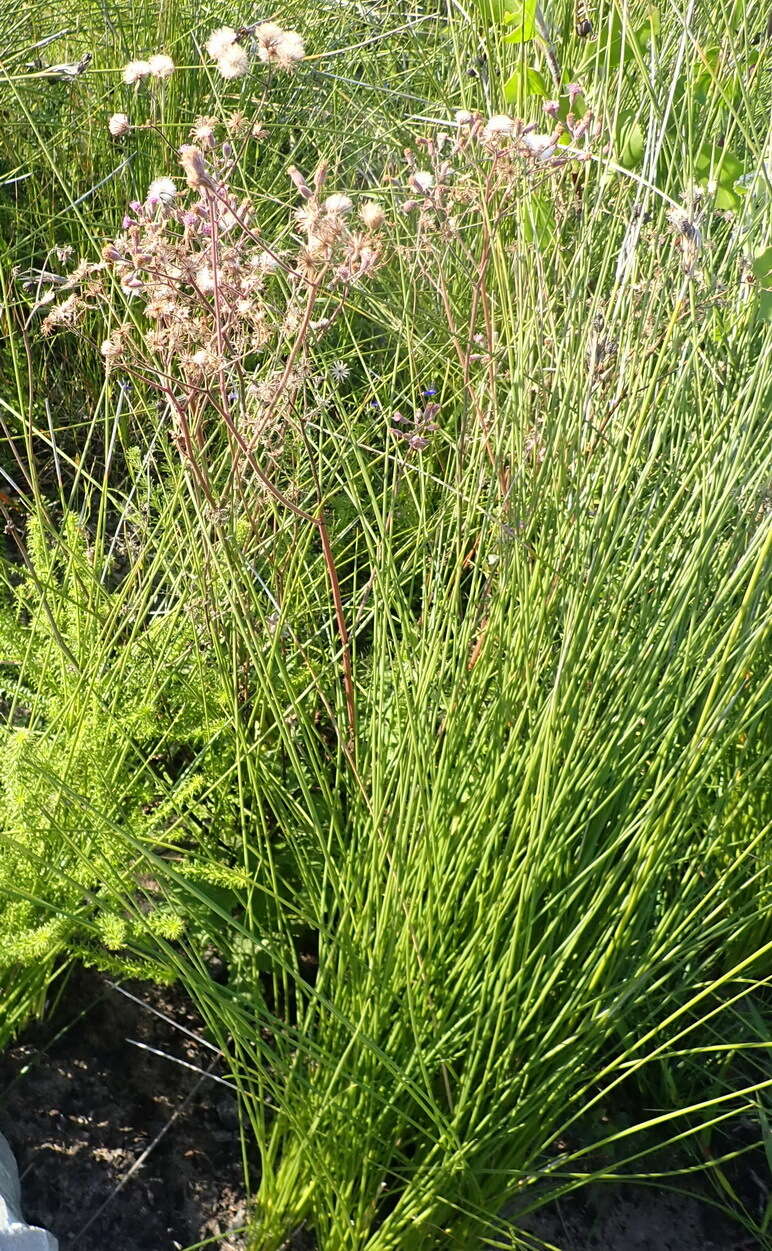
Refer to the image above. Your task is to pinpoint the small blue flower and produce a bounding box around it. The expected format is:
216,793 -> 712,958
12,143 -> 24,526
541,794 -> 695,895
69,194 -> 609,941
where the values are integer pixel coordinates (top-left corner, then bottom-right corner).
422,386 -> 437,397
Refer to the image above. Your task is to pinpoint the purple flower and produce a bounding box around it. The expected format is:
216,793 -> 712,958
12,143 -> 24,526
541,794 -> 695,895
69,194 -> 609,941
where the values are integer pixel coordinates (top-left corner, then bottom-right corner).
422,386 -> 437,396
408,434 -> 429,450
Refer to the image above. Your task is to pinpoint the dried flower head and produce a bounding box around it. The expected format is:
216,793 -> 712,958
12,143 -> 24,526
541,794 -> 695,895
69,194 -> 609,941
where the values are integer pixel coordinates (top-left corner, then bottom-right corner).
190,116 -> 218,148
482,114 -> 515,143
323,193 -> 353,217
359,200 -> 385,230
287,166 -> 313,199
148,53 -> 175,79
122,60 -> 152,84
108,112 -> 131,138
146,177 -> 178,206
313,160 -> 329,193
215,42 -> 250,79
255,23 -> 305,69
100,330 -> 126,362
205,27 -> 238,59
409,171 -> 434,194
41,293 -> 81,335
226,110 -> 248,135
179,145 -> 210,189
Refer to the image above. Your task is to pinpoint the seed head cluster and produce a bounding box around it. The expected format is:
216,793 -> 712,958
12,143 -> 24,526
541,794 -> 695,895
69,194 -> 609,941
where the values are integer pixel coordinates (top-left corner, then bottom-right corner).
122,53 -> 175,84
205,21 -> 305,79
291,176 -> 384,285
401,99 -> 600,228
40,129 -> 385,459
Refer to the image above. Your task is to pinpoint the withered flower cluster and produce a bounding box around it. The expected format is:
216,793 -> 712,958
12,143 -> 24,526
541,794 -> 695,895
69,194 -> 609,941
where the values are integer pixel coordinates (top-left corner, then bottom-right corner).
40,130 -> 386,456
287,164 -> 384,285
401,97 -> 601,228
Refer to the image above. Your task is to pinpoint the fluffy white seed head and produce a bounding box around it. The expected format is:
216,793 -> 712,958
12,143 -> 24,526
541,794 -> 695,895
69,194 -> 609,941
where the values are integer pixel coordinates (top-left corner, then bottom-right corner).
146,177 -> 177,206
482,114 -> 515,142
215,43 -> 250,79
148,53 -> 175,79
195,265 -> 215,293
359,200 -> 385,230
205,26 -> 238,59
255,23 -> 284,58
274,30 -> 305,68
519,131 -> 556,159
190,117 -> 217,148
122,60 -> 152,84
108,112 -> 131,137
324,193 -> 353,217
255,23 -> 305,69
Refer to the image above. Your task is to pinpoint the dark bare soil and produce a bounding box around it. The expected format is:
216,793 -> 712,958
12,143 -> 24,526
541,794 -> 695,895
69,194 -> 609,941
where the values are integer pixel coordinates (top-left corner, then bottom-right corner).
519,1183 -> 763,1251
0,967 -> 249,1251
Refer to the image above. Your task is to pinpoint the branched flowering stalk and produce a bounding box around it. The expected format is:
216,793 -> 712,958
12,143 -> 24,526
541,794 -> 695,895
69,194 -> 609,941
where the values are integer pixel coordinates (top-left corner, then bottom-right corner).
398,101 -> 602,493
40,120 -> 385,751
37,84 -> 604,749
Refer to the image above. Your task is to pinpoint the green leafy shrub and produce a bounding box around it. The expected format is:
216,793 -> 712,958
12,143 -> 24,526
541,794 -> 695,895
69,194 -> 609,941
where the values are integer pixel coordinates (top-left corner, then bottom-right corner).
0,510 -> 238,1018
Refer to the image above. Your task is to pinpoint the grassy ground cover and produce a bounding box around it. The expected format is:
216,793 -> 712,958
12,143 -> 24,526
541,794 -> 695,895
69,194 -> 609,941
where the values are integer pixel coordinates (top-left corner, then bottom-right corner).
0,0 -> 771,1246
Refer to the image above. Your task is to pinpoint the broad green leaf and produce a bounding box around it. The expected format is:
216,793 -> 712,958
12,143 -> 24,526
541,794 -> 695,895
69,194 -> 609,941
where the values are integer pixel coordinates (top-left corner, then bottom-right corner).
751,246 -> 772,282
502,0 -> 536,42
503,67 -> 548,104
503,70 -> 519,104
522,190 -> 555,247
713,185 -> 741,211
614,112 -> 645,168
695,142 -> 742,189
525,66 -> 549,96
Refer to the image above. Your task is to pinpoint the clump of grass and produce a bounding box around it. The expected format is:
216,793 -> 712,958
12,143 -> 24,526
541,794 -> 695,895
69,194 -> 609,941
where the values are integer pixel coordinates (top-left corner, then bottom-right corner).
0,0 -> 770,1246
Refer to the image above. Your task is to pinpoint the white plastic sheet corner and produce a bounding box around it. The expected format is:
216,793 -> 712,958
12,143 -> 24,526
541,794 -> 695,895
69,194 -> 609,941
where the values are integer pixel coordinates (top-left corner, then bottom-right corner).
0,1134 -> 58,1251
